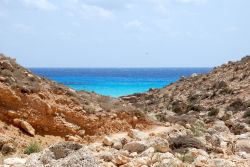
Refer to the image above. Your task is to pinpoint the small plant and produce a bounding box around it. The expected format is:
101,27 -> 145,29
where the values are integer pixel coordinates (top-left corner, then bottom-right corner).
208,108 -> 219,116
24,141 -> 41,155
190,120 -> 206,137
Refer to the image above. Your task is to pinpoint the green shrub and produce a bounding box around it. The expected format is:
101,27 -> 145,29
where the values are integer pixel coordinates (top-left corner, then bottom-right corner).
24,141 -> 41,155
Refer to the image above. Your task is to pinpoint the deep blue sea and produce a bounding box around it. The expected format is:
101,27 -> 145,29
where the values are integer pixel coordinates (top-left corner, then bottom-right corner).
30,68 -> 211,97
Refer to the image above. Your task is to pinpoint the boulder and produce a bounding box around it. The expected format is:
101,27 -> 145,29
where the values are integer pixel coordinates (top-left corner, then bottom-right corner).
65,135 -> 81,142
150,137 -> 169,153
213,159 -> 236,167
112,141 -> 122,150
0,76 -> 6,82
1,143 -> 16,155
3,157 -> 26,166
99,151 -> 113,162
111,155 -> 130,165
20,120 -> 35,136
123,141 -> 147,153
14,119 -> 35,136
128,129 -> 149,140
0,60 -> 14,71
236,139 -> 250,153
0,135 -> 12,148
103,136 -> 113,146
25,142 -> 99,167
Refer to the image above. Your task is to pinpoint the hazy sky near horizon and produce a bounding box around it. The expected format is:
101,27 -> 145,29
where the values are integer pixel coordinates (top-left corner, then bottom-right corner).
0,0 -> 249,67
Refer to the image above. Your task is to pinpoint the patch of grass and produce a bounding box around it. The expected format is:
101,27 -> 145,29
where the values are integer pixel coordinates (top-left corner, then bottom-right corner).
24,141 -> 42,155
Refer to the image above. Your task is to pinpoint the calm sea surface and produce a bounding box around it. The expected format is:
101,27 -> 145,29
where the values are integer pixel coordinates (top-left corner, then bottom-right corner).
30,68 -> 211,97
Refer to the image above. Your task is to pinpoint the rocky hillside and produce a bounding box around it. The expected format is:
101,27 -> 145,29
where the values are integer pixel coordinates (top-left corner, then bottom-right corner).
0,53 -> 149,139
1,54 -> 250,167
122,56 -> 250,133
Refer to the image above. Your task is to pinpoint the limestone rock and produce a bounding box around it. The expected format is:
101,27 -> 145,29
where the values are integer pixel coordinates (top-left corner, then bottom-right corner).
0,135 -> 12,148
128,129 -> 149,140
66,135 -> 81,142
3,158 -> 26,166
123,141 -> 147,153
19,120 -> 35,136
103,137 -> 113,146
150,137 -> 169,153
112,154 -> 130,165
236,139 -> 250,153
25,142 -> 99,167
1,143 -> 16,155
213,159 -> 236,167
112,141 -> 123,150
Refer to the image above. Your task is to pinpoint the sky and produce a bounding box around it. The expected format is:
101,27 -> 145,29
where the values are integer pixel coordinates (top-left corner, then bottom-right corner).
0,0 -> 249,67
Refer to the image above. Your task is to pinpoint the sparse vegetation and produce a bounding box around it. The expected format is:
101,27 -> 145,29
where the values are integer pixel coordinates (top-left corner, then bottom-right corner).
24,141 -> 42,155
190,120 -> 206,137
208,108 -> 219,116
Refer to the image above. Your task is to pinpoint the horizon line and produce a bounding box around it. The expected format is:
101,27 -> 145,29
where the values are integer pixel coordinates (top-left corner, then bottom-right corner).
27,66 -> 213,69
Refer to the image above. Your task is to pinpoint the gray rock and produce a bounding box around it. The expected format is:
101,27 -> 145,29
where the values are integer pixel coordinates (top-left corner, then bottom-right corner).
236,139 -> 250,153
1,143 -> 16,155
123,141 -> 147,153
25,142 -> 99,167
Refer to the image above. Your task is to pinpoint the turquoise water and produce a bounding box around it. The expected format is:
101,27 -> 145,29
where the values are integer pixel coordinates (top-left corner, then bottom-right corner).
30,68 -> 211,97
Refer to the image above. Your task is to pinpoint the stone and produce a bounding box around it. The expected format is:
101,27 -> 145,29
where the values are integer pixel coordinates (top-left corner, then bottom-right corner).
1,143 -> 16,155
0,60 -> 13,71
191,73 -> 198,77
112,155 -> 130,165
123,141 -> 147,153
103,137 -> 113,146
101,162 -> 116,167
236,139 -> 250,153
0,76 -> 6,82
99,151 -> 113,162
193,155 -> 210,166
213,159 -> 236,167
128,129 -> 149,140
3,158 -> 26,166
78,130 -> 85,137
140,147 -> 155,157
0,135 -> 12,148
66,135 -> 81,142
112,141 -> 122,150
150,137 -> 169,153
130,152 -> 138,158
19,120 -> 35,136
7,110 -> 17,117
25,142 -> 99,167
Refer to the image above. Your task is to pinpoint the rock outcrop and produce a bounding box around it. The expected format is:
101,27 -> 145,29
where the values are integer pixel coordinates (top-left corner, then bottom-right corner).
24,142 -> 99,167
0,54 -> 149,139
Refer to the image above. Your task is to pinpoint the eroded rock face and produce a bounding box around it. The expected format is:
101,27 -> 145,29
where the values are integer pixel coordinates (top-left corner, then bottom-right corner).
0,54 -> 150,138
25,142 -> 99,167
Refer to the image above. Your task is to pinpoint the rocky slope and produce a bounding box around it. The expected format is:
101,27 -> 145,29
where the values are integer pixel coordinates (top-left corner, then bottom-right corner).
0,53 -> 149,138
0,53 -> 151,164
122,56 -> 250,134
1,54 -> 250,167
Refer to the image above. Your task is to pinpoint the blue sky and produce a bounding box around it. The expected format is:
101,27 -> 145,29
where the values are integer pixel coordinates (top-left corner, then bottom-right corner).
0,0 -> 249,67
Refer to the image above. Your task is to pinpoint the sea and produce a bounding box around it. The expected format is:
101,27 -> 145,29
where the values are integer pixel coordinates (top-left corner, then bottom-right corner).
30,68 -> 211,97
